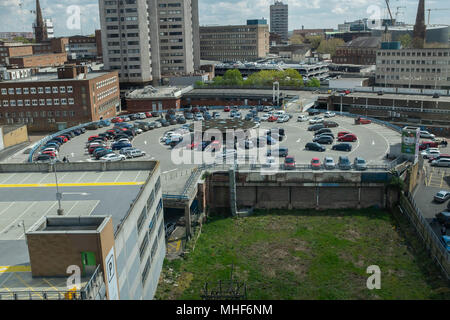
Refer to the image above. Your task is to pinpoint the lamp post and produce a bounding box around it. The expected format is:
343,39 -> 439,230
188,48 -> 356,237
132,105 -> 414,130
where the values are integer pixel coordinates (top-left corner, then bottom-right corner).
52,160 -> 64,216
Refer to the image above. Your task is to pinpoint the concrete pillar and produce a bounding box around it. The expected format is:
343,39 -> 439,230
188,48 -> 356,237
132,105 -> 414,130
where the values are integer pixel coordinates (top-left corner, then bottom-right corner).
357,186 -> 361,209
185,203 -> 192,240
316,187 -> 320,209
288,186 -> 293,210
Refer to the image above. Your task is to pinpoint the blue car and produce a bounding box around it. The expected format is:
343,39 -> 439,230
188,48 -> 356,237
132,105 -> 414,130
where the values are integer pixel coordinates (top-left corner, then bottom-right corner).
112,142 -> 132,151
441,236 -> 450,252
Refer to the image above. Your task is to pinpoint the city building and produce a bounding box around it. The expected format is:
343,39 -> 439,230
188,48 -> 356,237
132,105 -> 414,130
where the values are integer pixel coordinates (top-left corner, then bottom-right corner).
333,37 -> 381,65
0,161 -> 165,300
8,52 -> 67,69
292,28 -> 334,39
0,32 -> 34,41
0,65 -> 120,131
199,21 -> 269,62
68,32 -> 103,61
0,124 -> 29,151
270,44 -> 312,63
270,1 -> 288,41
375,47 -> 450,89
0,41 -> 34,66
325,31 -> 372,43
99,0 -> 200,85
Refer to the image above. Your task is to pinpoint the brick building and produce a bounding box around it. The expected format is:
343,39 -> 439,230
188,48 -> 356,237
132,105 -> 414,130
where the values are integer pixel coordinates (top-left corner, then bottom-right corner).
0,42 -> 34,66
8,52 -> 67,68
333,37 -> 381,65
125,86 -> 186,113
0,65 -> 120,132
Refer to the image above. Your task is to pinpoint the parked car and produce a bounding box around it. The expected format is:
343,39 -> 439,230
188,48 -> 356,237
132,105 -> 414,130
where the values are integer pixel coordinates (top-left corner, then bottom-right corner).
332,143 -> 352,152
431,158 -> 450,167
262,156 -> 278,170
308,109 -> 321,116
313,135 -> 334,145
308,124 -> 325,132
314,128 -> 332,136
323,121 -> 339,128
338,156 -> 352,170
263,106 -> 274,112
428,154 -> 450,163
354,117 -> 371,125
434,191 -> 450,203
224,106 -> 231,112
297,115 -> 309,122
338,134 -> 358,142
419,141 -> 439,151
112,142 -> 132,151
440,236 -> 450,253
435,211 -> 450,227
324,157 -> 336,170
284,156 -> 296,170
324,111 -> 336,118
268,115 -> 278,122
338,131 -> 351,138
124,149 -> 146,159
36,154 -> 54,163
101,153 -> 126,162
311,158 -> 321,170
305,142 -> 326,152
309,117 -> 324,124
420,130 -> 436,139
354,157 -> 368,171
94,149 -> 114,160
267,147 -> 289,157
421,148 -> 440,159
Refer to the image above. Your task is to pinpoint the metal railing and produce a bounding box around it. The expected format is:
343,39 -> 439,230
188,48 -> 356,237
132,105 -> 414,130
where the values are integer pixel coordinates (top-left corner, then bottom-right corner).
399,193 -> 450,280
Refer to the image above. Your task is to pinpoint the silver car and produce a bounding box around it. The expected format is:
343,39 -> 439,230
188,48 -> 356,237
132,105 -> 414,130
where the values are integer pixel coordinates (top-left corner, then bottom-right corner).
434,191 -> 450,203
431,158 -> 450,167
324,157 -> 336,170
354,157 -> 368,171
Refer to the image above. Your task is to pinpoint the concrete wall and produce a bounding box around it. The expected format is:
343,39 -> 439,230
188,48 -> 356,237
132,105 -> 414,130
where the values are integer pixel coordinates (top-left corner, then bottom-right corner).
207,171 -> 390,213
2,125 -> 28,149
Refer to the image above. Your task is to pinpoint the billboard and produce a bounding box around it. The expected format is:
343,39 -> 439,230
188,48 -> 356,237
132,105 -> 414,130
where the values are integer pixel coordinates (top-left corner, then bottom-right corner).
401,127 -> 420,161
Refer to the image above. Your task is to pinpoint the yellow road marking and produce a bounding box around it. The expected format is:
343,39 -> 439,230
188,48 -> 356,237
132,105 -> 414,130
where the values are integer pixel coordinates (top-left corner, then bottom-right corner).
13,273 -> 42,299
0,266 -> 32,274
0,182 -> 145,188
42,278 -> 59,292
176,240 -> 181,251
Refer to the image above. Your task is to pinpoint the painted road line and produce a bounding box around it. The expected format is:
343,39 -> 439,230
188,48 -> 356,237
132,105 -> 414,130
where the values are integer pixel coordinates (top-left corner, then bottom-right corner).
14,273 -> 43,299
42,278 -> 60,292
0,266 -> 32,273
0,182 -> 146,188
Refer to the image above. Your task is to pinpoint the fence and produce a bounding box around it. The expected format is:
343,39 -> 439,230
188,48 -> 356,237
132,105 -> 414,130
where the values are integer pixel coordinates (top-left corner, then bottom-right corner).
399,193 -> 450,280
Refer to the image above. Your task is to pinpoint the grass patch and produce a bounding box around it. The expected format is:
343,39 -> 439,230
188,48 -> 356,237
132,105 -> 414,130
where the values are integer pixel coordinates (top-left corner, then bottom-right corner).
155,208 -> 450,300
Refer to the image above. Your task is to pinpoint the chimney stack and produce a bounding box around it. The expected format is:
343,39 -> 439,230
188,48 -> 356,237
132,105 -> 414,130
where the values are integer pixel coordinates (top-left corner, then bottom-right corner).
412,0 -> 426,48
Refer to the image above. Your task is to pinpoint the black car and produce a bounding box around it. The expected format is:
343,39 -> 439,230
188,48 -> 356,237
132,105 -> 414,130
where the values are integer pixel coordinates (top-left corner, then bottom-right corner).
314,128 -> 332,136
332,143 -> 352,152
323,121 -> 339,128
267,147 -> 289,157
160,119 -> 169,127
177,116 -> 187,124
308,124 -> 325,132
308,109 -> 321,116
151,111 -> 159,117
94,149 -> 113,160
314,136 -> 334,145
305,142 -> 326,152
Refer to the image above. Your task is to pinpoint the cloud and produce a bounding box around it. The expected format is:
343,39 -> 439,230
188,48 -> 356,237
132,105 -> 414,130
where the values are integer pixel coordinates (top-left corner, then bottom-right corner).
0,0 -> 448,36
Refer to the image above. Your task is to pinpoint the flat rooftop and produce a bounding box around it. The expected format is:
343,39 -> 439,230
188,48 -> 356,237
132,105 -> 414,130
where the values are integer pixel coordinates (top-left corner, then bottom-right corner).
0,162 -> 158,296
126,85 -> 188,99
340,91 -> 450,103
3,71 -> 111,83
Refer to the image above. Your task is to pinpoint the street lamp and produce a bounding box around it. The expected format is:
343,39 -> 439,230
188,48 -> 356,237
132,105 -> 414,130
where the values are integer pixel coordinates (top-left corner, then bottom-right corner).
52,160 -> 64,216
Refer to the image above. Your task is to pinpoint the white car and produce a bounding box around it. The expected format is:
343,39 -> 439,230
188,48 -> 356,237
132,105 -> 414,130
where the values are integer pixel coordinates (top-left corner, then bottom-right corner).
421,148 -> 440,159
420,130 -> 436,139
263,106 -> 274,112
117,138 -> 131,144
260,114 -> 270,121
135,128 -> 143,134
194,114 -> 204,121
324,112 -> 336,118
309,117 -> 324,124
297,115 -> 309,122
137,113 -> 146,119
100,154 -> 126,162
274,110 -> 286,118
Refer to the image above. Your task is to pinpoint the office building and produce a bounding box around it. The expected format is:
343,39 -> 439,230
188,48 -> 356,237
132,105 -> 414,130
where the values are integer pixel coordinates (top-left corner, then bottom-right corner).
68,32 -> 103,61
0,65 -> 120,131
270,1 -> 288,41
99,0 -> 200,85
0,161 -> 165,300
375,47 -> 450,89
199,21 -> 269,62
333,37 -> 381,65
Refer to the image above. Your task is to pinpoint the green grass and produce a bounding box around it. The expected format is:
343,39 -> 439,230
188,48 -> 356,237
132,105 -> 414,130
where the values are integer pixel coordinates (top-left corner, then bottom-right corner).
155,208 -> 450,300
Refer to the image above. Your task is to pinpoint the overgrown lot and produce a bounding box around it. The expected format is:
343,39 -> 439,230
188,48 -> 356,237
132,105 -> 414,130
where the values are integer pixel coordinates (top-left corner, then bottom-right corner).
156,209 -> 450,300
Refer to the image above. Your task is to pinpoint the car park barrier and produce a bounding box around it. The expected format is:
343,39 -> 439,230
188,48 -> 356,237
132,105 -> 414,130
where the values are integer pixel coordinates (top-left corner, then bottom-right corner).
399,193 -> 450,280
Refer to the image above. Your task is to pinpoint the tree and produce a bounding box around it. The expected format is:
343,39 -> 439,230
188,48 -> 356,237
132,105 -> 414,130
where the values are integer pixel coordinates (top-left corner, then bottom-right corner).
306,78 -> 320,87
317,38 -> 345,57
289,34 -> 304,45
398,34 -> 412,49
305,35 -> 323,50
223,69 -> 243,86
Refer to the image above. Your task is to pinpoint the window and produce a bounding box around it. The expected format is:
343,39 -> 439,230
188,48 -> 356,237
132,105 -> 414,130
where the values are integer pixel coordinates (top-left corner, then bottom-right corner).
67,86 -> 73,93
46,99 -> 52,106
2,100 -> 9,107
23,88 -> 29,95
53,99 -> 60,105
1,89 -> 6,95
17,100 -> 23,107
52,87 -> 58,94
68,98 -> 75,105
137,207 -> 148,234
10,100 -> 16,107
45,87 -> 51,94
60,86 -> 66,93
30,88 -> 36,94
139,233 -> 149,259
39,99 -> 45,106
25,100 -> 30,106
38,87 -> 44,94
16,88 -> 22,95
141,256 -> 151,285
8,88 -> 14,95
147,189 -> 155,209
32,99 -> 38,106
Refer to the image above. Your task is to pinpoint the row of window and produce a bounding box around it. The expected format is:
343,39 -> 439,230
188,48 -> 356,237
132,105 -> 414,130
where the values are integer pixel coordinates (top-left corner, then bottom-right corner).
1,86 -> 73,95
2,98 -> 74,107
378,59 -> 450,66
96,76 -> 117,90
377,50 -> 450,57
0,110 -> 76,118
378,68 -> 448,74
97,86 -> 118,101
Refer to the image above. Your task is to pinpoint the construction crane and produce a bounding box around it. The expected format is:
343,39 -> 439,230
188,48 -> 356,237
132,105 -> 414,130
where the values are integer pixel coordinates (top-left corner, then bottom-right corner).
427,8 -> 450,25
385,0 -> 395,25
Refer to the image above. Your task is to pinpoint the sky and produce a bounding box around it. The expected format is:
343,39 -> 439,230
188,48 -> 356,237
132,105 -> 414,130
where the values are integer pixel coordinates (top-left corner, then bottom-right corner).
0,0 -> 448,37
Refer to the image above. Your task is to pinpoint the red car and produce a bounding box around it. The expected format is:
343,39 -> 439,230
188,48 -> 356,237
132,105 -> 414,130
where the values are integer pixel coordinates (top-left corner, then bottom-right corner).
419,141 -> 439,151
338,134 -> 358,142
311,158 -> 321,170
88,145 -> 106,154
224,106 -> 231,112
88,135 -> 101,142
145,112 -> 152,118
284,156 -> 296,170
57,136 -> 68,143
355,117 -> 371,125
268,115 -> 278,122
338,131 -> 351,138
42,151 -> 57,158
111,117 -> 124,123
192,107 -> 200,113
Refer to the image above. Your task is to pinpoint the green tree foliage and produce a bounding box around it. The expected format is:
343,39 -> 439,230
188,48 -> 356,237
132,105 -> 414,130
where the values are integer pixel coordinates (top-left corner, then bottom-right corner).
289,34 -> 304,45
222,69 -> 244,85
398,34 -> 412,49
306,78 -> 320,87
317,38 -> 345,57
305,35 -> 323,50
210,69 -> 304,87
12,36 -> 33,43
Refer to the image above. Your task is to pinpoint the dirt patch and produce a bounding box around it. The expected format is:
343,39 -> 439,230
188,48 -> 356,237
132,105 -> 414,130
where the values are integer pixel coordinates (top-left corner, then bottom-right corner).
241,239 -> 311,279
343,228 -> 362,241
